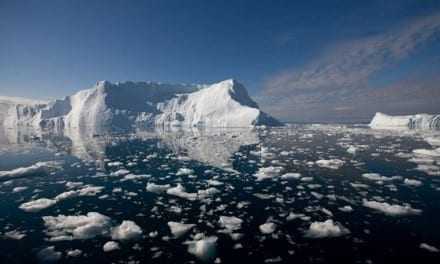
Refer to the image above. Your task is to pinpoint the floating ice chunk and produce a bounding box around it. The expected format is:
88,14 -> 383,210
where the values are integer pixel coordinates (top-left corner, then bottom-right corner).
111,169 -> 130,176
3,229 -> 26,240
107,161 -> 123,167
166,184 -> 197,201
362,173 -> 401,182
420,243 -> 439,253
315,159 -> 345,169
186,235 -> 218,262
338,206 -> 353,212
103,241 -> 120,252
12,186 -> 28,193
20,185 -> 104,212
346,146 -> 357,155
254,166 -> 283,181
37,246 -> 62,262
0,161 -> 63,180
111,220 -> 143,241
404,178 -> 422,187
219,216 -> 243,231
121,174 -> 149,182
198,187 -> 220,199
413,148 -> 440,157
19,198 -> 57,212
280,173 -> 301,180
206,179 -> 224,186
43,212 -> 112,241
362,200 -> 422,216
259,222 -> 277,234
66,249 -> 82,257
304,219 -> 350,238
168,222 -> 195,238
286,212 -> 308,221
146,183 -> 171,194
176,168 -> 194,176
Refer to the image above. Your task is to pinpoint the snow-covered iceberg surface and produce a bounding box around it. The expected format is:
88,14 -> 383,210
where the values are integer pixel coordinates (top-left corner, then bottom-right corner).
369,112 -> 440,130
2,79 -> 281,132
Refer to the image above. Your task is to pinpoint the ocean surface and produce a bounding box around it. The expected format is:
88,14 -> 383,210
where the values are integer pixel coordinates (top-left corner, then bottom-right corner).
0,125 -> 440,264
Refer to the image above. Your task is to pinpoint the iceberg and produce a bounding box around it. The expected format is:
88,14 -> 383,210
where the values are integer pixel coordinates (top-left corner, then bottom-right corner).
1,79 -> 282,133
369,112 -> 440,130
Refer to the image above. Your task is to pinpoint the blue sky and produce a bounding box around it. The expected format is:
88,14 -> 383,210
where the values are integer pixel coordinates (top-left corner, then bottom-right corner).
1,0 -> 440,121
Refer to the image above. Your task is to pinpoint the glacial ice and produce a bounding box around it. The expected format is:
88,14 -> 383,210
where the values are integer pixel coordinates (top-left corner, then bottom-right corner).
1,79 -> 282,134
370,112 -> 440,130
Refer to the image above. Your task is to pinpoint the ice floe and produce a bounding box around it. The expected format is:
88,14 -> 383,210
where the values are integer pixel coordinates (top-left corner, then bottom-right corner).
167,221 -> 195,238
362,200 -> 422,216
304,219 -> 350,238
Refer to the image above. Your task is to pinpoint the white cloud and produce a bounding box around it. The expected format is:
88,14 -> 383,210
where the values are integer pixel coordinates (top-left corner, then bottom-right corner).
264,13 -> 440,95
260,13 -> 440,122
362,200 -> 422,216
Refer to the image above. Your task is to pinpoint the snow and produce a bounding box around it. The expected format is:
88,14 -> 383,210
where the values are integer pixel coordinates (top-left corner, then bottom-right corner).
167,222 -> 195,238
111,220 -> 143,241
370,112 -> 440,130
304,219 -> 350,238
103,241 -> 120,252
362,200 -> 422,216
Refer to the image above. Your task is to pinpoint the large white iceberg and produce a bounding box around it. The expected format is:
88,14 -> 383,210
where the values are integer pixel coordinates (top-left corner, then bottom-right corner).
2,79 -> 281,133
369,112 -> 440,130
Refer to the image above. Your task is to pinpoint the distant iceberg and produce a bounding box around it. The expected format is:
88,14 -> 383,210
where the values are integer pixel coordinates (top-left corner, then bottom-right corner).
369,112 -> 440,130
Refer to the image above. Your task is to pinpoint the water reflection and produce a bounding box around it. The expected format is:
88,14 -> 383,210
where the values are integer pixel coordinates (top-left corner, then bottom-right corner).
0,125 -> 260,169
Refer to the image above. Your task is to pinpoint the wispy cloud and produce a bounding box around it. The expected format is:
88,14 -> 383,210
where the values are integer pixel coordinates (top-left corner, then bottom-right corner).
260,13 -> 440,122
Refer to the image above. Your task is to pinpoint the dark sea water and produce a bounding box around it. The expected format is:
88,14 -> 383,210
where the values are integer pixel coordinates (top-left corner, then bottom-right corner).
1,125 -> 440,264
